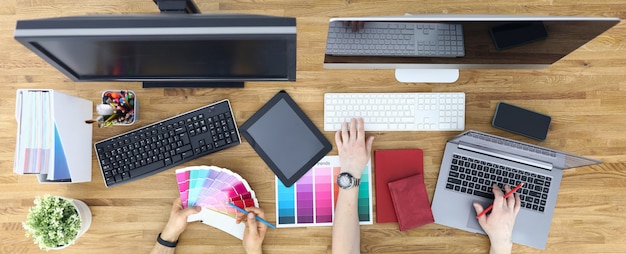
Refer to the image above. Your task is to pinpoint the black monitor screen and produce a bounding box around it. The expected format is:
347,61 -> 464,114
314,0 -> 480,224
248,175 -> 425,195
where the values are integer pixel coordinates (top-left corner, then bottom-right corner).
33,39 -> 289,80
14,14 -> 297,84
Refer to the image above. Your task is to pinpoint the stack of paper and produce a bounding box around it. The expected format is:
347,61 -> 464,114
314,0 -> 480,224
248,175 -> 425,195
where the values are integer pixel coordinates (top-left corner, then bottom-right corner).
15,90 -> 55,176
13,89 -> 92,183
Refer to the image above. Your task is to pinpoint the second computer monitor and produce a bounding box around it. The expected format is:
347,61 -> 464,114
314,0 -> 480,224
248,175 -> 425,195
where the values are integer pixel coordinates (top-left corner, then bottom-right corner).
323,14 -> 619,83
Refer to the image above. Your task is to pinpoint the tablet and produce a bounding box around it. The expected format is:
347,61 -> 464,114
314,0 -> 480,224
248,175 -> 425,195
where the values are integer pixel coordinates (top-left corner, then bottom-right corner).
240,90 -> 332,187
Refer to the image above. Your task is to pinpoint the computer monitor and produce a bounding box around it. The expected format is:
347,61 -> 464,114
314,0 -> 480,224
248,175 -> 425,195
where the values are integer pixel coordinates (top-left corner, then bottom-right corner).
14,14 -> 297,88
323,14 -> 620,83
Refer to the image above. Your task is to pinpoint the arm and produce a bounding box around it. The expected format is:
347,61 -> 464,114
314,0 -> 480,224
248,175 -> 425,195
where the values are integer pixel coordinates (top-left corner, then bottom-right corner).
151,198 -> 201,254
332,184 -> 362,254
473,184 -> 522,254
332,117 -> 375,254
235,207 -> 268,254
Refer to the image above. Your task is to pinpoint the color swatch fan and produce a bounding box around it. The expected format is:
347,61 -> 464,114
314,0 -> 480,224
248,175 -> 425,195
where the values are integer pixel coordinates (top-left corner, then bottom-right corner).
175,166 -> 259,239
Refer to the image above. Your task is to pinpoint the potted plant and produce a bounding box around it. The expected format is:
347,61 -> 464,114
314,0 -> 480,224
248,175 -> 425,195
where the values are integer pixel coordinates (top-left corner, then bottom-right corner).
22,194 -> 92,250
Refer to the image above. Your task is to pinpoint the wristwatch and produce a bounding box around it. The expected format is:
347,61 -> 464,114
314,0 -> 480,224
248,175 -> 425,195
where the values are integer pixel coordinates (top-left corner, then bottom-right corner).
157,233 -> 178,248
337,172 -> 360,189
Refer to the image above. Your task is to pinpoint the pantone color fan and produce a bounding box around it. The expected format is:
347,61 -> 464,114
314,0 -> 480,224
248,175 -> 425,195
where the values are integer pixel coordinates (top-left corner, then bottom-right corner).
175,166 -> 258,239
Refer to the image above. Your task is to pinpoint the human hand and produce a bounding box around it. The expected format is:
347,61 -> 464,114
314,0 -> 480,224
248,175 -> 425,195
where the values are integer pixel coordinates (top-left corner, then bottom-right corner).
235,207 -> 267,254
473,184 -> 521,254
160,198 -> 201,243
335,117 -> 375,177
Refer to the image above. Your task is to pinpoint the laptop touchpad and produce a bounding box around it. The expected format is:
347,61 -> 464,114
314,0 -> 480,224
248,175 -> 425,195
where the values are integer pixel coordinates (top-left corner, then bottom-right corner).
466,200 -> 490,233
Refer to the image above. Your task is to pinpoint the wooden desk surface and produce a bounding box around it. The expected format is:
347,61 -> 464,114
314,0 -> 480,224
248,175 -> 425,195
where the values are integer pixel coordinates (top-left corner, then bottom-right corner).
2,0 -> 626,253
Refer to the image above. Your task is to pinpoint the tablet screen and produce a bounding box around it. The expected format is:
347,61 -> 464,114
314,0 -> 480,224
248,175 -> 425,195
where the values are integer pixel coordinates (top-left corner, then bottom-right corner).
241,91 -> 332,186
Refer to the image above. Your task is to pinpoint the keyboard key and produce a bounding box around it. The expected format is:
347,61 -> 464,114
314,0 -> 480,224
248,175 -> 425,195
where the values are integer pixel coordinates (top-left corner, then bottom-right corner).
132,160 -> 164,177
473,190 -> 494,199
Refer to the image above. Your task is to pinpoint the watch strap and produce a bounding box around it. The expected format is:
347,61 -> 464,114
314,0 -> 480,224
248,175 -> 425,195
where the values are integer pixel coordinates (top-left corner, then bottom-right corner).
157,233 -> 178,248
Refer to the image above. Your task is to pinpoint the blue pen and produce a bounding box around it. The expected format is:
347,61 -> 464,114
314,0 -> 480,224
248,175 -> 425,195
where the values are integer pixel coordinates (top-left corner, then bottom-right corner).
228,203 -> 276,229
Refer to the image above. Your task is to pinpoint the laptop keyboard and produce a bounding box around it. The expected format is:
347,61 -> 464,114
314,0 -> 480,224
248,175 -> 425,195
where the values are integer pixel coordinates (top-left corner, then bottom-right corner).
445,154 -> 552,212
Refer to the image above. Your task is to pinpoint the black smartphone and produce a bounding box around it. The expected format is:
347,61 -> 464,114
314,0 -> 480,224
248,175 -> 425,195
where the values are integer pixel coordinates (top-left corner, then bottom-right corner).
492,102 -> 551,141
490,22 -> 548,50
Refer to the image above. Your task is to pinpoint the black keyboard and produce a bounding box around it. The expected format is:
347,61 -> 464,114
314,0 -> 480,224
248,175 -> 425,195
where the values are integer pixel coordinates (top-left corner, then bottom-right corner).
94,99 -> 240,187
445,154 -> 552,212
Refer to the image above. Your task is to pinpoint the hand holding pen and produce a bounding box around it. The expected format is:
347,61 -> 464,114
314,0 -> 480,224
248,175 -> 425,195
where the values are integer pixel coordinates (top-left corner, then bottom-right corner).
230,203 -> 275,229
231,204 -> 270,254
476,182 -> 524,219
472,183 -> 522,253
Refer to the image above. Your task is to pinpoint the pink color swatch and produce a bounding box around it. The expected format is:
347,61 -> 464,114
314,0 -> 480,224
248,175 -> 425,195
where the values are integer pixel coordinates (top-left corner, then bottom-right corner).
175,166 -> 258,217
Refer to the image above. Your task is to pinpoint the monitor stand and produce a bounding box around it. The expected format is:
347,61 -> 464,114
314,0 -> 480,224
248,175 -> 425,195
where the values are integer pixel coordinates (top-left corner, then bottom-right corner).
149,0 -> 247,89
394,69 -> 459,83
153,0 -> 200,13
143,81 -> 244,88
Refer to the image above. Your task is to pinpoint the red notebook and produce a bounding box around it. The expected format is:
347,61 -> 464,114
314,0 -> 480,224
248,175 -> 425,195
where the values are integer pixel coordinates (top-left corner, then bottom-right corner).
373,149 -> 424,223
388,174 -> 434,231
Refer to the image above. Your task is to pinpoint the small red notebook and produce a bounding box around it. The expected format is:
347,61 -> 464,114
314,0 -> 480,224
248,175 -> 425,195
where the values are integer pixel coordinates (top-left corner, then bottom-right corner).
374,149 -> 423,223
388,174 -> 434,231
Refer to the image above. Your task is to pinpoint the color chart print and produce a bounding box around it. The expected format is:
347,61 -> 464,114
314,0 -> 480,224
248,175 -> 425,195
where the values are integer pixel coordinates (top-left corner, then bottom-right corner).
175,166 -> 258,216
275,156 -> 373,227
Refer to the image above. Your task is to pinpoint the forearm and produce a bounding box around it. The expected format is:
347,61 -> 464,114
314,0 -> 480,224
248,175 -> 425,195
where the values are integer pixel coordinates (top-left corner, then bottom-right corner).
151,243 -> 176,254
246,248 -> 263,254
332,189 -> 361,254
489,242 -> 512,254
150,230 -> 180,254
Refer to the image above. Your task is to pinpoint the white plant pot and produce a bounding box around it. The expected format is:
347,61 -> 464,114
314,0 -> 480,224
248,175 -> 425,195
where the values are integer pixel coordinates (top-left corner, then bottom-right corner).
71,199 -> 92,238
48,198 -> 92,250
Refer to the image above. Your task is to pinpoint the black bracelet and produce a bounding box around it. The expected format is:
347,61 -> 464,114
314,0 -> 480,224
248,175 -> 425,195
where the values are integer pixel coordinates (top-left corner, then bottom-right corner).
157,233 -> 178,248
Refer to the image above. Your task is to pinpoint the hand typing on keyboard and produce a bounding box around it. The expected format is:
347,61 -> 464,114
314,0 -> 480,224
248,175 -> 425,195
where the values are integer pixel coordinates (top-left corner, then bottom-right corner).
329,118 -> 514,254
324,92 -> 465,131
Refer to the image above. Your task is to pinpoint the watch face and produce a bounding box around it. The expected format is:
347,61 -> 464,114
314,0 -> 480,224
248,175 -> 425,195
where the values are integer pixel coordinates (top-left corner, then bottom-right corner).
337,172 -> 353,189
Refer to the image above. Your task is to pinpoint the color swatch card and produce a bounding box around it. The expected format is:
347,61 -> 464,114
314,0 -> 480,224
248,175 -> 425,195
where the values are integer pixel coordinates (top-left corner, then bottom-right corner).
275,155 -> 373,228
175,166 -> 259,239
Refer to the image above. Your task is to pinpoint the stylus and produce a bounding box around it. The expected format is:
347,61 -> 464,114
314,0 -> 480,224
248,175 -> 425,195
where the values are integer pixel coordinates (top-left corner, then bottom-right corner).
475,182 -> 525,219
228,203 -> 276,229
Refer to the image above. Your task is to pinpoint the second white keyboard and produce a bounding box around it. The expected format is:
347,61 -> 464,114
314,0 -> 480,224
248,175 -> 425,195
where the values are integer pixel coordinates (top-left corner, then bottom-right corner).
326,21 -> 465,57
324,92 -> 465,131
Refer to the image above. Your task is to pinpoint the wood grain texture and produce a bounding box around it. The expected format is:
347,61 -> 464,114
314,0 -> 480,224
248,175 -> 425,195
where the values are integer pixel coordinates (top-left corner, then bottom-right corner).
1,0 -> 626,253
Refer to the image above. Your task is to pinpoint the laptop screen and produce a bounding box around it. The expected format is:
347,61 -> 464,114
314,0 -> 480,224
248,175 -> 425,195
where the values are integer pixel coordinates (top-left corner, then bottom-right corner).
451,131 -> 601,169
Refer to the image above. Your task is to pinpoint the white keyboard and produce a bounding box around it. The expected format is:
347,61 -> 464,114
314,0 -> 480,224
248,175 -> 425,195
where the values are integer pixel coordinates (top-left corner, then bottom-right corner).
326,21 -> 465,57
324,93 -> 465,131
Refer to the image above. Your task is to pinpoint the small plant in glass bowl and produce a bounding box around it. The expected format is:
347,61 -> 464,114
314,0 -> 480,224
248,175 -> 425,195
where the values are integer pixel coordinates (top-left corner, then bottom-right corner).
22,194 -> 82,250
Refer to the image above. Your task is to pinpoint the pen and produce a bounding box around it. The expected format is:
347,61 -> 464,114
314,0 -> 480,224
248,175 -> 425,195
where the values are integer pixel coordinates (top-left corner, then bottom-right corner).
475,182 -> 525,219
228,203 -> 276,229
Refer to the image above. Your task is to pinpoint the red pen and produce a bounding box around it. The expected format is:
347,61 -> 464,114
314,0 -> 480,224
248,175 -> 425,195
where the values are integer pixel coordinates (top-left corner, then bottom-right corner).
475,182 -> 525,219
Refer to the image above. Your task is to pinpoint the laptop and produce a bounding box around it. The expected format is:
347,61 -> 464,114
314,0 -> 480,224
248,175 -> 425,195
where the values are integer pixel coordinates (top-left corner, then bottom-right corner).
431,130 -> 601,249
